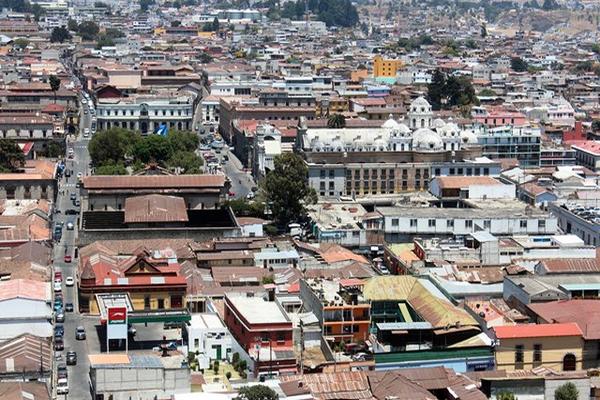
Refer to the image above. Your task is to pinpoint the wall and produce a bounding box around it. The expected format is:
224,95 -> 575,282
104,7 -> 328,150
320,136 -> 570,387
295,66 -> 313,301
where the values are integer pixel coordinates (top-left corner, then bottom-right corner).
495,336 -> 584,372
545,378 -> 590,400
78,227 -> 239,247
549,204 -> 600,246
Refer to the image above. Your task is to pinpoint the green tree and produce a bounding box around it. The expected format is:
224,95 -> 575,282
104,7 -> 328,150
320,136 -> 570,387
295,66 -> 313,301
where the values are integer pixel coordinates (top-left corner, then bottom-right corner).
167,130 -> 199,152
427,69 -> 447,110
212,17 -> 220,31
89,128 -> 138,167
48,75 -> 60,103
139,0 -> 155,11
50,26 -> 71,43
327,113 -> 346,128
479,88 -> 497,97
555,382 -> 578,400
235,385 -> 279,400
542,0 -> 559,10
199,52 -> 213,63
77,20 -> 99,41
510,57 -> 528,72
12,38 -> 29,50
45,142 -> 62,158
95,163 -> 127,175
263,152 -> 316,227
592,120 -> 600,132
167,151 -> 203,174
592,44 -> 600,54
131,134 -> 172,165
94,1 -> 108,7
0,140 -> 25,172
96,35 -> 115,49
225,198 -> 265,218
67,18 -> 78,31
496,391 -> 516,400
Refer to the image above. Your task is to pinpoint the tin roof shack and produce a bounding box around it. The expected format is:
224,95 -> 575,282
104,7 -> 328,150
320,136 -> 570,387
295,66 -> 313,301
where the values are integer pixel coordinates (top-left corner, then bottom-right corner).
89,353 -> 190,400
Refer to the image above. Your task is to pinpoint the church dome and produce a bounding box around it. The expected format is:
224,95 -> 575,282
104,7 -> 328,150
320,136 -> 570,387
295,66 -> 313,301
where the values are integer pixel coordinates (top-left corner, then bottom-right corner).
432,118 -> 446,129
460,130 -> 479,144
413,128 -> 443,151
382,116 -> 400,129
410,96 -> 432,113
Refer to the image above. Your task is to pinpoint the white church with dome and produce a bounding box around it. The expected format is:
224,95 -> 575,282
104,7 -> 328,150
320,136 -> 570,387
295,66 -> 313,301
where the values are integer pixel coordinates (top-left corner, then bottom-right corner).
300,97 -> 479,153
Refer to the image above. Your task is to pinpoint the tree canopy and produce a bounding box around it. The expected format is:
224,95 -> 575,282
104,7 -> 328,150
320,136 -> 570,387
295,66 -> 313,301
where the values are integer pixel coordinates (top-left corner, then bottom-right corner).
0,140 -> 25,172
327,113 -> 346,128
235,385 -> 279,400
77,20 -> 100,41
279,0 -> 358,27
427,70 -> 477,111
263,152 -> 316,227
555,382 -> 578,400
510,57 -> 528,72
50,26 -> 72,43
89,128 -> 202,174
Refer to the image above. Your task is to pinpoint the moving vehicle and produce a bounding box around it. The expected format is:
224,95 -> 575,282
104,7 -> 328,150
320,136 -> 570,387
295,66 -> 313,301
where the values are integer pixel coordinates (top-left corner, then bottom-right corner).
69,193 -> 76,201
66,222 -> 74,230
65,276 -> 74,286
54,271 -> 62,282
65,303 -> 74,312
75,326 -> 86,340
65,209 -> 78,215
64,254 -> 72,263
66,351 -> 77,365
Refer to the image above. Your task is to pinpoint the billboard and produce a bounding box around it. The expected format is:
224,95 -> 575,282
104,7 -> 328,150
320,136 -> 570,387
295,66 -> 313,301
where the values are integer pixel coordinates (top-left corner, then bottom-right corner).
106,306 -> 128,341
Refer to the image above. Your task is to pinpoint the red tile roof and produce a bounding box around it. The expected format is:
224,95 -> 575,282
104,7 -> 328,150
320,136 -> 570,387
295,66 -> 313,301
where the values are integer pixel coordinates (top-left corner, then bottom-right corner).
82,174 -> 225,189
571,141 -> 600,156
528,300 -> 600,340
538,259 -> 600,274
493,323 -> 582,339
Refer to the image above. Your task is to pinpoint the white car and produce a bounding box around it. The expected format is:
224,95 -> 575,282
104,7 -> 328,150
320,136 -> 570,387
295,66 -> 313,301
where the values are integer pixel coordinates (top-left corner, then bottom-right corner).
53,281 -> 62,292
65,277 -> 74,287
56,378 -> 69,395
76,172 -> 82,179
81,99 -> 87,105
66,222 -> 74,230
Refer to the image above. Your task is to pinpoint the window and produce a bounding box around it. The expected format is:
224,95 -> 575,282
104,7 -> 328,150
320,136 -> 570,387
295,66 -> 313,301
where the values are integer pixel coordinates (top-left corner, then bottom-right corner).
320,169 -> 326,178
329,170 -> 335,179
447,219 -> 454,229
538,220 -> 546,230
533,344 -> 542,367
465,220 -> 473,229
483,220 -> 491,229
515,345 -> 524,369
410,219 -> 417,227
391,218 -> 399,227
428,219 -> 436,227
520,220 -> 527,228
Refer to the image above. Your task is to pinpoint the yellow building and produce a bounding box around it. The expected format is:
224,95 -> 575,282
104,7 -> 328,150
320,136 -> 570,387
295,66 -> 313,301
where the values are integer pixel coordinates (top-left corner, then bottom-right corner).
373,55 -> 403,78
493,323 -> 584,372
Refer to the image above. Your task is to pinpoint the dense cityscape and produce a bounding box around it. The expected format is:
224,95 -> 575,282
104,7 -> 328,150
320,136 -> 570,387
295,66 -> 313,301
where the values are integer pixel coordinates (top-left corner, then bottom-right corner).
0,0 -> 599,399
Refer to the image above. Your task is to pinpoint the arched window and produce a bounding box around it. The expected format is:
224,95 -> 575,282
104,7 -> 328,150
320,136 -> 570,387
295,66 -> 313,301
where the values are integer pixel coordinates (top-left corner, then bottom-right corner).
421,119 -> 425,128
563,354 -> 576,371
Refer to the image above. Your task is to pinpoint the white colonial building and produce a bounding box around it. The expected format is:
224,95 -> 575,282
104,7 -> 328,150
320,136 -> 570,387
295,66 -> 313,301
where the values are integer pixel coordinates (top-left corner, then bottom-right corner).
96,94 -> 194,134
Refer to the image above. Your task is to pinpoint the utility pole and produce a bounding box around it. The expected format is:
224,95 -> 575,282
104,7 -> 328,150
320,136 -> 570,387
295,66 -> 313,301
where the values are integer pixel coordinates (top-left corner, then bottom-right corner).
299,320 -> 304,375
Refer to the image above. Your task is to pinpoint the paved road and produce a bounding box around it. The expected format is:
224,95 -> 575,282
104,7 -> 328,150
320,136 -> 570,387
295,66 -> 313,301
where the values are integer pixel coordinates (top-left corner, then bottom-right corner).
53,91 -> 95,400
221,147 -> 255,200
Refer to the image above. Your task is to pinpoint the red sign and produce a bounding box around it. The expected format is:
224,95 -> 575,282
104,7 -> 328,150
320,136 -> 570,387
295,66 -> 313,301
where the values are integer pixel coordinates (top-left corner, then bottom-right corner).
108,307 -> 127,325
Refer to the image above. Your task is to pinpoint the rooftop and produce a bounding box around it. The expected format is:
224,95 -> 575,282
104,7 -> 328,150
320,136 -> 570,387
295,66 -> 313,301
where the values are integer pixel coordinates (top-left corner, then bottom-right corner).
226,293 -> 290,325
82,174 -> 225,190
493,323 -> 582,339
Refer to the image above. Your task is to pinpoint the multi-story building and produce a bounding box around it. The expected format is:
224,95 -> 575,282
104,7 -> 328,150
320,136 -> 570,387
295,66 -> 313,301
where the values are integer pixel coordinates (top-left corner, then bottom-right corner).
95,93 -> 194,134
78,246 -> 188,314
549,202 -> 600,246
376,199 -> 557,242
373,55 -> 403,78
223,293 -> 296,378
470,125 -> 541,168
571,141 -> 600,172
493,323 -> 583,372
300,278 -> 371,344
186,313 -> 232,369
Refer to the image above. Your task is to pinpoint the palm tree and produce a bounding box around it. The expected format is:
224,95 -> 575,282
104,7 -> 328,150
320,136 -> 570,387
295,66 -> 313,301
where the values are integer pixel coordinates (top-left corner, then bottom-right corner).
327,113 -> 346,129
48,75 -> 61,103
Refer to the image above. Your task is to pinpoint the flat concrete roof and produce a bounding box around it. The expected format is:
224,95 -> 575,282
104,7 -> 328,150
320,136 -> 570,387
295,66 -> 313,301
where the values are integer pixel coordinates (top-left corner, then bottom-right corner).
227,294 -> 289,325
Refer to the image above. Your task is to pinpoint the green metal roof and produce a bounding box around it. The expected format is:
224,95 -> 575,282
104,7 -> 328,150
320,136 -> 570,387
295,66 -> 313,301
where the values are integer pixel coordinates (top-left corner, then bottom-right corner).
559,283 -> 600,291
128,310 -> 191,324
375,347 -> 492,364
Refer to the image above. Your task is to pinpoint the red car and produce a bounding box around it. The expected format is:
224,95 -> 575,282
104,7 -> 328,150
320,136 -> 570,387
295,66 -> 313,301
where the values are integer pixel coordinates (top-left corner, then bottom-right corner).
64,255 -> 72,263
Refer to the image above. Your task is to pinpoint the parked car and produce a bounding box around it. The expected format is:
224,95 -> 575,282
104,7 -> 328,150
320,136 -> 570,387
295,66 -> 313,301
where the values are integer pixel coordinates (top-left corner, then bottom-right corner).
65,276 -> 74,286
56,378 -> 69,395
69,193 -> 76,201
65,209 -> 78,215
54,325 -> 64,336
53,281 -> 62,292
66,222 -> 74,230
56,312 -> 65,323
54,338 -> 64,351
57,364 -> 68,379
66,351 -> 77,365
64,255 -> 72,263
75,326 -> 86,340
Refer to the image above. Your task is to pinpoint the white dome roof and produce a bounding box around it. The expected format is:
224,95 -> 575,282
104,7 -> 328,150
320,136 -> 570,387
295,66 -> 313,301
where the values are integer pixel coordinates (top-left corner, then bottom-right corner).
411,96 -> 430,108
432,118 -> 446,129
460,130 -> 479,144
382,116 -> 400,129
413,128 -> 443,151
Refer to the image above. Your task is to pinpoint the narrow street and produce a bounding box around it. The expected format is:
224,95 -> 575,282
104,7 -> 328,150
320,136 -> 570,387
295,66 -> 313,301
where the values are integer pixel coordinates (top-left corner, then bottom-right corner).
52,91 -> 95,400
